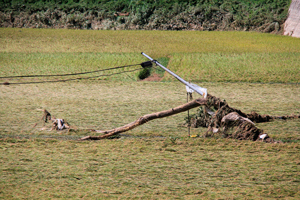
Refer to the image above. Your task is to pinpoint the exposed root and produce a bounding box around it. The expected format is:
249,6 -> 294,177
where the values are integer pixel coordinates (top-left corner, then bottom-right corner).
202,94 -> 299,143
229,122 -> 281,143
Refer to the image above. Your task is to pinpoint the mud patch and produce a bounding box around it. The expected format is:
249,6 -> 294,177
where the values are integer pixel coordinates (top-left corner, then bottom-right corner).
141,73 -> 163,82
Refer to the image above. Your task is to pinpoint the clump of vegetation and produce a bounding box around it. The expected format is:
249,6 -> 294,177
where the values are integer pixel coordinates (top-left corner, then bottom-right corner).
0,0 -> 291,33
137,67 -> 151,80
185,106 -> 213,128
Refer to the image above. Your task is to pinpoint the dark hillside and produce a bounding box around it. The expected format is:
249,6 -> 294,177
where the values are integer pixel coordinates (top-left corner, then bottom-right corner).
0,0 -> 291,33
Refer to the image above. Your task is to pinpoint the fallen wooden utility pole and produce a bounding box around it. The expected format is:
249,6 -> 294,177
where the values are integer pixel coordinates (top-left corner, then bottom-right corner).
79,92 -> 299,141
79,53 -> 299,142
79,98 -> 207,140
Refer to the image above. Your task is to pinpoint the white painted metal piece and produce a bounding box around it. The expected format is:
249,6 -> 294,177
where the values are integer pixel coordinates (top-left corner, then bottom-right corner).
259,134 -> 268,140
186,85 -> 194,93
57,119 -> 65,130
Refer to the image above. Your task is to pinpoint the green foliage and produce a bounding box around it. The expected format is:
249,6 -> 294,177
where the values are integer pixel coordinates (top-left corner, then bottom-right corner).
0,0 -> 291,27
184,106 -> 212,124
137,67 -> 151,80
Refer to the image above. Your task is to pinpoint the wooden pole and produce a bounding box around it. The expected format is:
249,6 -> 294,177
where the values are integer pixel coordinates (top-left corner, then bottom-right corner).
80,98 -> 207,140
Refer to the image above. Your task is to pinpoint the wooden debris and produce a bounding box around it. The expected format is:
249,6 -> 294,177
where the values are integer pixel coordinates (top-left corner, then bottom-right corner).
80,93 -> 298,142
79,98 -> 207,140
34,109 -> 70,131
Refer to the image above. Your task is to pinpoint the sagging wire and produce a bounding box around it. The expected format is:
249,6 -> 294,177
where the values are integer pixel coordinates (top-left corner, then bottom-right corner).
0,63 -> 140,79
1,68 -> 142,85
1,62 -> 152,85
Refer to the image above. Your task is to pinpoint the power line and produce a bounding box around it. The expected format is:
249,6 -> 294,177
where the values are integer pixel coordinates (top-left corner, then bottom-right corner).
1,68 -> 142,85
0,63 -> 141,79
0,61 -> 154,85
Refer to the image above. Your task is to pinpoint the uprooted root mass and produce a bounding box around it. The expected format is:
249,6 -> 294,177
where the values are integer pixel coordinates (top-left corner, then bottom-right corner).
192,94 -> 299,143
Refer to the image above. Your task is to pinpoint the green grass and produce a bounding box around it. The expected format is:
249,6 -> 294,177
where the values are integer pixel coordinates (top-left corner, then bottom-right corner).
0,28 -> 300,199
1,52 -> 299,83
2,28 -> 300,55
0,52 -> 145,81
168,52 -> 300,83
1,28 -> 300,83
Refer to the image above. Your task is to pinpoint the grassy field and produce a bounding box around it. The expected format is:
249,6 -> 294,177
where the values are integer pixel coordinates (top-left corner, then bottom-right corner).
0,28 -> 300,199
1,81 -> 300,199
2,28 -> 300,55
1,28 -> 300,83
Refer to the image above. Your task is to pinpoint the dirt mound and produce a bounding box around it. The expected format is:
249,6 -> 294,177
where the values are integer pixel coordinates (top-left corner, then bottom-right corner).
141,74 -> 162,82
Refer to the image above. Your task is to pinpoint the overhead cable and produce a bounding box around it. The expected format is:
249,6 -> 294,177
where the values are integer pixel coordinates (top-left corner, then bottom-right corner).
0,63 -> 141,79
1,68 -> 141,85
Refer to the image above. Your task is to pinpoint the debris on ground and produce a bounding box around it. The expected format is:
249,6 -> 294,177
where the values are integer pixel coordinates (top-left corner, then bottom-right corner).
34,109 -> 70,131
79,93 -> 299,142
51,118 -> 70,131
